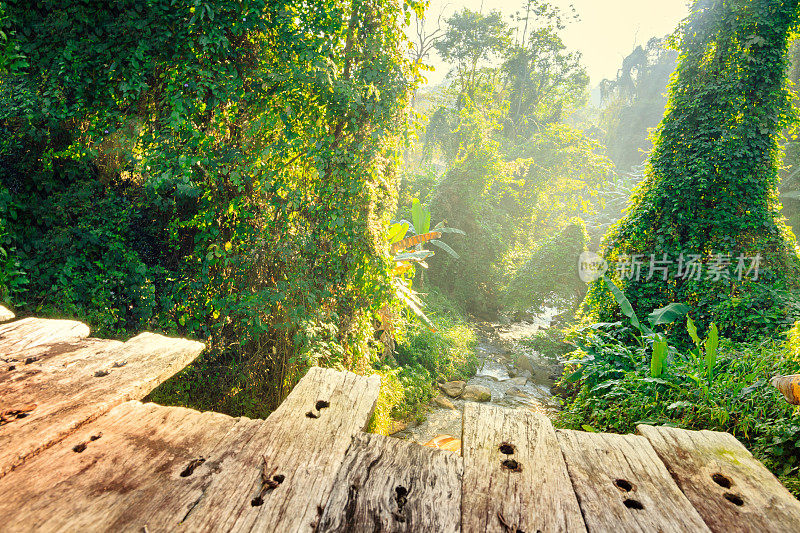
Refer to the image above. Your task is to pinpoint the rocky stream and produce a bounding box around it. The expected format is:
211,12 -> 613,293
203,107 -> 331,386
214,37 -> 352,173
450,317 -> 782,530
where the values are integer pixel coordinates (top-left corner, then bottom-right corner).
394,308 -> 565,445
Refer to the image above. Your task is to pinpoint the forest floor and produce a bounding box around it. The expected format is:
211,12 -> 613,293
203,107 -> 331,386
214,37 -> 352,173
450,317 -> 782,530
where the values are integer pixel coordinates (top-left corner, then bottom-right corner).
394,309 -> 565,444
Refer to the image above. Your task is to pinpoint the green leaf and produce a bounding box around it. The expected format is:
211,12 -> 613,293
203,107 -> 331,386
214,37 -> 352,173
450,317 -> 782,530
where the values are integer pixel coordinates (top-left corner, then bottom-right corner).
581,424 -> 597,433
650,338 -> 668,378
410,198 -> 431,235
647,303 -> 691,326
667,401 -> 693,411
603,277 -> 650,335
394,250 -> 434,262
705,322 -> 719,375
429,239 -> 459,259
686,316 -> 701,347
388,222 -> 409,244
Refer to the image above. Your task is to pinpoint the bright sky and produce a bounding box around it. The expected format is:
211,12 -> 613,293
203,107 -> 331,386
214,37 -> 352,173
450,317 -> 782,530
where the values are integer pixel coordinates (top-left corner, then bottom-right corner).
417,0 -> 691,87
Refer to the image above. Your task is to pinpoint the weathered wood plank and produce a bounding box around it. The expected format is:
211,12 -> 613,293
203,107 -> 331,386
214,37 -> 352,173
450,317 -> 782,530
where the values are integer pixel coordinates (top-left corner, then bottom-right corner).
180,367 -> 381,532
557,429 -> 710,532
0,400 -> 244,533
0,332 -> 204,476
317,432 -> 462,532
461,403 -> 586,533
637,424 -> 800,532
0,317 -> 90,357
0,306 -> 14,323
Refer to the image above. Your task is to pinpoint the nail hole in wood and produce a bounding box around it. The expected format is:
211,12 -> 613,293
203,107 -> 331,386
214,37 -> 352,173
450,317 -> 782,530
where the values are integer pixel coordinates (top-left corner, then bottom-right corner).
306,400 -> 330,418
8,365 -> 15,371
614,479 -> 633,492
180,458 -> 206,477
724,493 -> 744,506
24,357 -> 38,364
94,370 -> 110,377
499,442 -> 515,455
90,434 -> 101,441
712,473 -> 732,488
16,413 -> 29,419
501,459 -> 522,472
73,443 -> 87,453
623,498 -> 644,510
251,496 -> 264,507
394,485 -> 408,522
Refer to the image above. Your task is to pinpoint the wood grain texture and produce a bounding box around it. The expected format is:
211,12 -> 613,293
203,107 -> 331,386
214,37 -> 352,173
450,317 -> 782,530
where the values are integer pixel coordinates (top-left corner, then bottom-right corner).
180,366 -> 381,532
0,332 -> 204,476
637,424 -> 800,532
461,403 -> 586,533
0,306 -> 13,322
557,429 -> 710,533
0,317 -> 90,358
317,432 -> 462,532
0,400 -> 242,533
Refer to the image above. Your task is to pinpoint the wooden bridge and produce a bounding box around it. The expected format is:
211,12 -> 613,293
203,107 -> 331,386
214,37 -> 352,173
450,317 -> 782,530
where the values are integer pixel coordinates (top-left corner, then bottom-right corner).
1,307 -> 799,532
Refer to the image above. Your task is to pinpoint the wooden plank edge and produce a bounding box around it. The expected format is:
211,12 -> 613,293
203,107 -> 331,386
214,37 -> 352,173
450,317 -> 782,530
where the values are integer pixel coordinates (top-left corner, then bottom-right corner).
0,306 -> 14,323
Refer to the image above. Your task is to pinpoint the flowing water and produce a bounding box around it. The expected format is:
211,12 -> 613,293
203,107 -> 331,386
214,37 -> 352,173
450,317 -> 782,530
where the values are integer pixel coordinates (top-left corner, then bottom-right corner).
394,308 -> 565,445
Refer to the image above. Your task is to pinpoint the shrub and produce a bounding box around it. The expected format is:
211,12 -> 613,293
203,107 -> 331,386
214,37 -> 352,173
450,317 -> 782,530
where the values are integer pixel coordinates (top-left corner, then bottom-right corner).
558,323 -> 800,495
390,288 -> 478,418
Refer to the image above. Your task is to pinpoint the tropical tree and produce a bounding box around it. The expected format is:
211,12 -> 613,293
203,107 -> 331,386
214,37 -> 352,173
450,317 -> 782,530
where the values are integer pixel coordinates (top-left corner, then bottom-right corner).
433,9 -> 512,100
502,25 -> 588,135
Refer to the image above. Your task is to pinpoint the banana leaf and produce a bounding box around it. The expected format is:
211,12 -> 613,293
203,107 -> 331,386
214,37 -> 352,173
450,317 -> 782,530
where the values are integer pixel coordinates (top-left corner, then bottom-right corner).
647,303 -> 691,327
388,222 -> 409,245
390,231 -> 442,253
430,239 -> 459,259
603,277 -> 652,336
394,250 -> 434,262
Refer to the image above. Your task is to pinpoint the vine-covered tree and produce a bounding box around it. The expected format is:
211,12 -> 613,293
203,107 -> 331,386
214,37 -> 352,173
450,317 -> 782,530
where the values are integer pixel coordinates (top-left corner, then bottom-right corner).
0,0 -> 418,411
585,0 -> 800,340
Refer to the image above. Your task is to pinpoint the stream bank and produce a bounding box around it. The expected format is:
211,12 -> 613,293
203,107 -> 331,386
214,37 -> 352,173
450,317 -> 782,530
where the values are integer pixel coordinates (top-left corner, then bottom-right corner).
393,308 -> 565,445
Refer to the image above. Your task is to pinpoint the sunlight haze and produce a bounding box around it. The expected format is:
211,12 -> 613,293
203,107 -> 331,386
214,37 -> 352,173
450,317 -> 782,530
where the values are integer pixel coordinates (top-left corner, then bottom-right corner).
419,0 -> 691,86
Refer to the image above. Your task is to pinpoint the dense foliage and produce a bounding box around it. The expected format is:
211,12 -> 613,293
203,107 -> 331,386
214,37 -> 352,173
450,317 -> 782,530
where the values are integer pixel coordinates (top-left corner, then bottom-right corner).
4,2 -> 800,502
585,0 -> 800,341
0,0 -> 425,413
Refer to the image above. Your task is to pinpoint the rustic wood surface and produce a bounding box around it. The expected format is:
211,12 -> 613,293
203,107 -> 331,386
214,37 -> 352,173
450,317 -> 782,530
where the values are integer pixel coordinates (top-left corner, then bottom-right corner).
637,424 -> 800,532
0,317 -> 90,357
3,318 -> 799,533
179,367 -> 381,532
557,429 -> 710,533
0,331 -> 204,476
0,306 -> 13,322
317,432 -> 462,533
461,403 -> 586,533
0,400 -> 243,532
